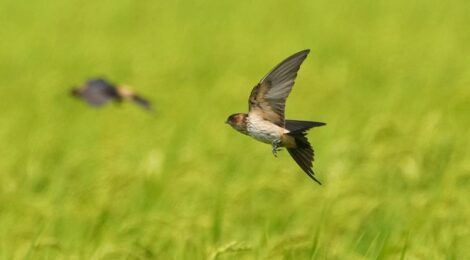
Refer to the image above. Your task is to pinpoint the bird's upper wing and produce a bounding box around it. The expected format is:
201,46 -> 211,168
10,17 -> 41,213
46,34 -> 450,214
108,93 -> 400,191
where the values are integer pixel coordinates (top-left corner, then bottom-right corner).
248,49 -> 310,127
82,79 -> 118,106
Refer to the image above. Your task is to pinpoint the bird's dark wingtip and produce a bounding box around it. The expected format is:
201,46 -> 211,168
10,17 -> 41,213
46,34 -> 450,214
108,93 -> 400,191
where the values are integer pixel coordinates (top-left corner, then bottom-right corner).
299,49 -> 311,56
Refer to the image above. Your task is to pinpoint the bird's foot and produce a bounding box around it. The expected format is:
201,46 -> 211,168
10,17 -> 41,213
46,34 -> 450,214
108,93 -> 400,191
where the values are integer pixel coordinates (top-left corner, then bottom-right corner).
272,140 -> 282,157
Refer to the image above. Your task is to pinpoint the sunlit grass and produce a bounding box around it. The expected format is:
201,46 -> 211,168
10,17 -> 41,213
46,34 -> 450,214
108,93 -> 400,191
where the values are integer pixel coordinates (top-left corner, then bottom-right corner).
0,0 -> 469,259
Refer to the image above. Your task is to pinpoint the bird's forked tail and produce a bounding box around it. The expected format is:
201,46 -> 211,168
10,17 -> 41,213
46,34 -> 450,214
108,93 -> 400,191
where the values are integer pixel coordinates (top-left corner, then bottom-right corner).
285,120 -> 325,185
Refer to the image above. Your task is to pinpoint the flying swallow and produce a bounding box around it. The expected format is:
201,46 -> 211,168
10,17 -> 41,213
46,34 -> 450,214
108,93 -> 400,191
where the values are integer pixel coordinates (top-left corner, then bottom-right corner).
226,49 -> 326,184
71,78 -> 152,111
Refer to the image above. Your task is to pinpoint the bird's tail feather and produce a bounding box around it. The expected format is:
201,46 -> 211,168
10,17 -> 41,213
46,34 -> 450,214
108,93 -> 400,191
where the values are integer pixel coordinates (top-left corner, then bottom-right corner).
285,120 -> 326,133
286,132 -> 321,185
131,95 -> 153,111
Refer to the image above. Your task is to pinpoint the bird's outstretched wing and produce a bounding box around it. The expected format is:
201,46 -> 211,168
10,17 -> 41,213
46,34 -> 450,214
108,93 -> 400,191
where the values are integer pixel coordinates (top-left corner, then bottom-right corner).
82,79 -> 119,106
248,49 -> 310,127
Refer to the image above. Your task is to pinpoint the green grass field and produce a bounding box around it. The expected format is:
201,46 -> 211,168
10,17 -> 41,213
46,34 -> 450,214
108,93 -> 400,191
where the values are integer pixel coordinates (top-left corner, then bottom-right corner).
0,0 -> 469,259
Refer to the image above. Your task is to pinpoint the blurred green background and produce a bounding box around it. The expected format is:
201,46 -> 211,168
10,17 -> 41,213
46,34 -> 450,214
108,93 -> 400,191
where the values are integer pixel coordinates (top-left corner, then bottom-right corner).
0,0 -> 469,259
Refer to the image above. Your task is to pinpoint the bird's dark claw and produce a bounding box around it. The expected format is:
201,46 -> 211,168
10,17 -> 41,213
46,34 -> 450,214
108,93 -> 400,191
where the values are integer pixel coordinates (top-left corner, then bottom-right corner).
272,140 -> 282,157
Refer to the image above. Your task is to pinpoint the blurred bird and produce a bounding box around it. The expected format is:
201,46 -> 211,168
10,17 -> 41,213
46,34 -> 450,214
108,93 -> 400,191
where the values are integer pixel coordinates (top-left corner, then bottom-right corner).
226,49 -> 326,184
71,78 -> 152,111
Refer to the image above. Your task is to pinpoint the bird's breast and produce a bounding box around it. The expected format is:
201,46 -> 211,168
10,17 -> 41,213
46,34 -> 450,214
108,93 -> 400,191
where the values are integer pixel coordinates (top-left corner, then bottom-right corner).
246,115 -> 285,144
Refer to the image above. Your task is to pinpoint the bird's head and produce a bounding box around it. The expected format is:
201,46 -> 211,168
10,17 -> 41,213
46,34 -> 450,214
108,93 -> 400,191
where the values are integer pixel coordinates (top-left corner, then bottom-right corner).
225,113 -> 248,134
70,87 -> 81,97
